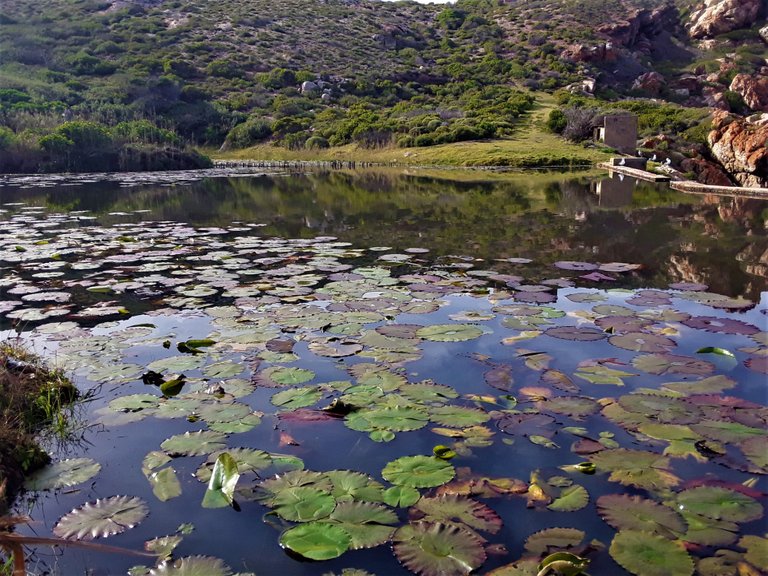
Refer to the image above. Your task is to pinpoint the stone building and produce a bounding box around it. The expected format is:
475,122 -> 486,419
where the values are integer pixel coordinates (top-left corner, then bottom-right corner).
594,114 -> 638,155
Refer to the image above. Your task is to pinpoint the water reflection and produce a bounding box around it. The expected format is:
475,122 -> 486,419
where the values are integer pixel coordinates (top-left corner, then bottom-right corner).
1,168 -> 765,299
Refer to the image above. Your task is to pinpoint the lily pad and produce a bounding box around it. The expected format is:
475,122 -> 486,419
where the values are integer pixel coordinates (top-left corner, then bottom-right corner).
202,453 -> 240,509
524,527 -> 585,556
160,430 -> 227,457
547,485 -> 589,512
597,494 -> 685,537
393,521 -> 486,576
327,501 -> 398,548
382,456 -> 455,488
412,495 -> 502,533
53,495 -> 149,540
416,324 -> 483,342
429,406 -> 490,428
149,556 -> 232,576
280,522 -> 351,561
682,316 -> 759,336
609,332 -> 676,353
544,326 -> 607,341
589,449 -> 680,490
25,458 -> 101,491
271,386 -> 323,409
610,530 -> 693,576
675,486 -> 763,523
632,353 -> 714,376
272,486 -> 336,522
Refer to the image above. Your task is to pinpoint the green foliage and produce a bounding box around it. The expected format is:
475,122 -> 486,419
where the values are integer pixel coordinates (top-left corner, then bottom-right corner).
545,109 -> 567,134
224,118 -> 273,149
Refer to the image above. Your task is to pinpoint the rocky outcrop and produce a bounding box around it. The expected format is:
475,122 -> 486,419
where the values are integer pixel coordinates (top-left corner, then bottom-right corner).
760,24 -> 768,43
729,73 -> 768,112
679,156 -> 734,185
708,111 -> 768,187
598,5 -> 678,49
689,0 -> 762,39
632,71 -> 665,95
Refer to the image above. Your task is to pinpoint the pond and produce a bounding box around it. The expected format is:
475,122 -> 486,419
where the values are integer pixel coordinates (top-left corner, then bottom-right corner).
1,168 -> 766,576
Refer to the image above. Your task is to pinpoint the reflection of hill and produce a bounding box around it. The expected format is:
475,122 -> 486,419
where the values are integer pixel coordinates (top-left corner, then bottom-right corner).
1,170 -> 765,298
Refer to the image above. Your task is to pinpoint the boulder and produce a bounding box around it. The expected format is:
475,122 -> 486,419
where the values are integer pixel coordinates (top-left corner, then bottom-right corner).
632,71 -> 665,95
729,73 -> 768,112
761,24 -> 768,43
300,80 -> 319,94
708,111 -> 768,187
679,156 -> 734,185
689,0 -> 761,39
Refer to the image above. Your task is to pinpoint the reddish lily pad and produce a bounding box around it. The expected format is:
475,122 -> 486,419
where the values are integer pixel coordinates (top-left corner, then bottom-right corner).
682,316 -> 759,335
412,495 -> 503,534
544,326 -> 607,341
554,261 -> 598,271
609,332 -> 676,353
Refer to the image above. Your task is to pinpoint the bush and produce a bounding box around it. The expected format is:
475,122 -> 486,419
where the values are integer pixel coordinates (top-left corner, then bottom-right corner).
223,118 -> 272,149
304,136 -> 329,149
545,109 -> 567,134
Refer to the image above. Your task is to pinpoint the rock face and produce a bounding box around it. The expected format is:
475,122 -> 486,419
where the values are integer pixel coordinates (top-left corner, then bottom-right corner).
680,157 -> 734,185
729,74 -> 768,112
632,71 -> 665,95
688,0 -> 762,39
708,111 -> 768,187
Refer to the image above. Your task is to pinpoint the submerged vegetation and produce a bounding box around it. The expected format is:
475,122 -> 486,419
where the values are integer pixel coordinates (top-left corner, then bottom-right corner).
0,340 -> 77,510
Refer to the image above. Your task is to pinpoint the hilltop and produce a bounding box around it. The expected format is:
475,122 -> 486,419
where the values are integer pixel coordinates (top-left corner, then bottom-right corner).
0,0 -> 765,181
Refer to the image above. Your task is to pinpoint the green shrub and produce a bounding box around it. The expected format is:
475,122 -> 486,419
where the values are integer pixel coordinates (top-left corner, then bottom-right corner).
545,109 -> 567,134
304,135 -> 329,149
223,118 -> 273,149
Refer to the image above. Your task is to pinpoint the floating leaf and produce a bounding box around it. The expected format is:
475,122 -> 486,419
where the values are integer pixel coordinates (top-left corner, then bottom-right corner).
589,449 -> 680,490
597,494 -> 685,537
682,316 -> 759,335
609,530 -> 693,576
544,326 -> 607,341
413,495 -> 502,534
609,332 -> 675,353
326,470 -> 385,503
541,396 -> 598,418
497,413 -> 555,437
160,431 -> 227,457
393,521 -> 486,576
272,486 -> 336,522
25,458 -> 101,491
382,456 -> 455,488
548,485 -> 589,512
430,406 -> 490,428
675,486 -> 763,523
632,354 -> 714,376
383,485 -> 421,508
739,535 -> 768,571
696,347 -> 735,358
54,495 -> 149,540
271,386 -> 323,409
554,261 -> 597,271
147,467 -> 182,502
280,522 -> 351,560
202,453 -> 240,509
327,501 -> 398,548
416,324 -> 483,342
149,555 -> 232,576
524,527 -> 585,556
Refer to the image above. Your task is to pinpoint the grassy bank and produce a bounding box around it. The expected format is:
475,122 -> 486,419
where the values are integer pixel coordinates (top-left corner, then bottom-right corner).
212,95 -> 613,168
0,342 -> 77,511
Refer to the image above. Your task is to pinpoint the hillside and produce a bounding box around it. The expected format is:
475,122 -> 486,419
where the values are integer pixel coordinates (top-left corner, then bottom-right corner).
0,0 -> 766,177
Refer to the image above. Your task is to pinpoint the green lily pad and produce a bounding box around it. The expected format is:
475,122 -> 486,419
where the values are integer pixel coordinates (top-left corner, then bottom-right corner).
412,495 -> 502,533
109,394 -> 160,413
25,458 -> 101,491
160,430 -> 227,457
382,456 -> 455,488
661,375 -> 736,396
345,405 -> 429,434
202,361 -> 243,379
400,382 -> 459,404
393,521 -> 486,576
574,364 -> 635,386
416,324 -> 483,342
272,486 -> 337,522
147,355 -> 205,373
279,522 -> 351,561
547,485 -> 589,512
327,501 -> 398,548
589,449 -> 680,490
261,366 -> 315,386
149,556 -> 232,576
675,486 -> 763,523
53,495 -> 149,540
147,467 -> 182,503
383,485 -> 422,508
597,494 -> 686,537
258,470 -> 333,503
144,534 -> 183,559
429,406 -> 490,428
541,396 -> 599,418
740,436 -> 768,470
609,530 -> 693,576
271,386 -> 323,409
326,470 -> 386,503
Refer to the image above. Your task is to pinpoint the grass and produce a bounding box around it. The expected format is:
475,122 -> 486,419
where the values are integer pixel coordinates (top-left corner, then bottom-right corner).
210,93 -> 613,168
0,339 -> 78,512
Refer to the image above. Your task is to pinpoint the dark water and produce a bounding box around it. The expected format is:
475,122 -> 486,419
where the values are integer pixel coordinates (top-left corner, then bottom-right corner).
1,168 -> 766,576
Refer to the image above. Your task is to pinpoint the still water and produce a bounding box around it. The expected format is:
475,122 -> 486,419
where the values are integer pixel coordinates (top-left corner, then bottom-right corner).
1,168 -> 766,576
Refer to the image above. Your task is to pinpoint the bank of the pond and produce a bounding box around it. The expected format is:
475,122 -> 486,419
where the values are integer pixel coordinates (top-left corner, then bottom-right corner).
0,343 -> 77,510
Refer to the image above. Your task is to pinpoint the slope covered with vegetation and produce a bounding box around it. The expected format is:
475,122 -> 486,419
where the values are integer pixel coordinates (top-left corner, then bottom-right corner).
0,0 -> 765,171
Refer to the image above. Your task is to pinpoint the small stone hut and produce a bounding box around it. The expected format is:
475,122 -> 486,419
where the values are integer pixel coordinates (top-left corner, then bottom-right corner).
594,114 -> 638,155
